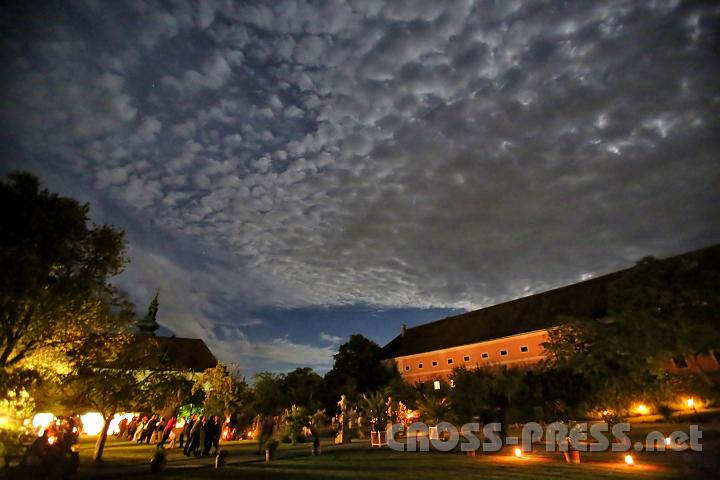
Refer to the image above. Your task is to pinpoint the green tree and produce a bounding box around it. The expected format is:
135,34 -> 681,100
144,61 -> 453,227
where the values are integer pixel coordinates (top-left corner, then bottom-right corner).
280,405 -> 309,444
322,334 -> 396,410
251,372 -> 286,416
283,367 -> 323,411
192,363 -> 248,418
0,171 -> 130,395
542,246 -> 720,411
60,335 -> 189,463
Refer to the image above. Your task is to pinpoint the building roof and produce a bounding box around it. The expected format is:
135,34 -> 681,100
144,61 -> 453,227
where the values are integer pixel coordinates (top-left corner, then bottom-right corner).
381,271 -> 623,359
382,243 -> 720,359
132,335 -> 218,372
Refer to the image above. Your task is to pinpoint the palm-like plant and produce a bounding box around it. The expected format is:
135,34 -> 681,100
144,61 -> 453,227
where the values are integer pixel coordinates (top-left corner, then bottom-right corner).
360,388 -> 390,431
416,394 -> 450,426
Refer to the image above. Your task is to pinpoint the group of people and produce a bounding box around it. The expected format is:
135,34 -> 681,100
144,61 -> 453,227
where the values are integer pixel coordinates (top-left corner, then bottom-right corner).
116,415 -> 176,446
115,414 -> 227,456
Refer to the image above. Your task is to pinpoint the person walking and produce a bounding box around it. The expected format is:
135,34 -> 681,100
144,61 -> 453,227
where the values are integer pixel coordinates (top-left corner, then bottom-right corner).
181,415 -> 195,453
211,415 -> 221,455
185,416 -> 204,456
144,415 -> 158,445
201,416 -> 214,456
157,416 -> 176,448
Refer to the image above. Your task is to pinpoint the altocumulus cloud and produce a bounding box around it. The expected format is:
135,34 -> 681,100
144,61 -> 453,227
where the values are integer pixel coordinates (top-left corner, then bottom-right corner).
1,0 -> 719,372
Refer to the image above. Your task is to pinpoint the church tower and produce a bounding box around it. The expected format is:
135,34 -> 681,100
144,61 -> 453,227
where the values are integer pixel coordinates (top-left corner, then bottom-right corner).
137,289 -> 160,335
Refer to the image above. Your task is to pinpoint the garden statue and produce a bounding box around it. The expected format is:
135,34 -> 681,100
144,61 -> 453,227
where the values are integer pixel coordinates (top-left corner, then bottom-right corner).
335,394 -> 351,444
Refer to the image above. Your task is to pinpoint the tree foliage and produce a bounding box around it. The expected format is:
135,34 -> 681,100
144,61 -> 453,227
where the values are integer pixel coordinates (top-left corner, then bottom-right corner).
321,334 -> 397,411
192,363 -> 248,417
359,388 -> 391,430
0,171 -> 131,395
542,247 -> 720,411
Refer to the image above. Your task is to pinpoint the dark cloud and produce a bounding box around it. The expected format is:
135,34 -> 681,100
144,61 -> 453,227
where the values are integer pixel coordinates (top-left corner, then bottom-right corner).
2,0 -> 719,371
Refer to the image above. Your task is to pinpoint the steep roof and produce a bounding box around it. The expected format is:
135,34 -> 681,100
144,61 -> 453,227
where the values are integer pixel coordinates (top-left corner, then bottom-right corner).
132,335 -> 218,372
381,271 -> 623,359
382,243 -> 720,359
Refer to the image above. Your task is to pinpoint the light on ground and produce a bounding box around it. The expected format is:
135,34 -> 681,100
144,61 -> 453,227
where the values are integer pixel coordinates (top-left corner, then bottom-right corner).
625,454 -> 634,465
514,448 -> 522,458
686,397 -> 694,408
635,404 -> 648,414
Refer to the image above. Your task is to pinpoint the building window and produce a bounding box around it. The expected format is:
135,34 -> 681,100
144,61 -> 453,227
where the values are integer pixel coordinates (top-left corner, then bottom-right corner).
672,356 -> 688,368
520,345 -> 529,353
447,358 -> 453,365
404,365 -> 410,371
433,380 -> 441,390
481,352 -> 489,359
449,379 -> 455,388
418,363 -> 423,369
463,355 -> 470,362
432,361 -> 438,367
500,349 -> 508,357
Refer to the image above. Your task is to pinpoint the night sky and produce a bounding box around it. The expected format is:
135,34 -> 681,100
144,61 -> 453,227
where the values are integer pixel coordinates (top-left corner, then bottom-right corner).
2,1 -> 719,375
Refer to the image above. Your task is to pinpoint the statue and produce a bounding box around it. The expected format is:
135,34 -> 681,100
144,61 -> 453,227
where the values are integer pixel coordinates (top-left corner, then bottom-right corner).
334,394 -> 351,445
137,289 -> 160,335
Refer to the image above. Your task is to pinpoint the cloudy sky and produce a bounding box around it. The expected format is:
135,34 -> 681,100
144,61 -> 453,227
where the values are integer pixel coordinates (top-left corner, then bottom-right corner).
2,0 -> 719,374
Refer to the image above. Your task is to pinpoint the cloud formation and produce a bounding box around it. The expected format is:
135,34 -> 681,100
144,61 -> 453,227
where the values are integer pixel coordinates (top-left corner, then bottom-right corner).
2,0 -> 719,371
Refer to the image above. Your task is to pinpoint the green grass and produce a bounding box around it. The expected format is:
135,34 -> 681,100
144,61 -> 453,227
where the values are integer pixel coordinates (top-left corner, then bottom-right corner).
126,449 -> 686,480
73,435 -> 699,480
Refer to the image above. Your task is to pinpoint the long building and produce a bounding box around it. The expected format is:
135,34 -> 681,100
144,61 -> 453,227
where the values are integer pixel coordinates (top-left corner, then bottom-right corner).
381,245 -> 720,387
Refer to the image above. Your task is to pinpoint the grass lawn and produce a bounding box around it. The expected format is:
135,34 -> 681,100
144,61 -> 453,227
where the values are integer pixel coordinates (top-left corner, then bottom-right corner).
126,448 -> 689,480
73,434 -> 705,480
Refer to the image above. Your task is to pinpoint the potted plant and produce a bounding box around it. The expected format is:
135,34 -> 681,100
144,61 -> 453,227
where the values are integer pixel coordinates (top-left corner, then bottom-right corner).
563,422 -> 581,464
361,390 -> 391,447
264,438 -> 280,462
150,449 -> 167,474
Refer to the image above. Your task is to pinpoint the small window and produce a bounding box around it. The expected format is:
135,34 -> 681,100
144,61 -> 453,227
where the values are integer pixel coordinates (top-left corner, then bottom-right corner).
404,365 -> 410,371
463,355 -> 470,362
481,352 -> 489,359
433,380 -> 441,390
500,349 -> 508,357
520,346 -> 529,353
432,361 -> 438,367
672,356 -> 688,368
449,379 -> 455,388
418,363 -> 424,369
447,358 -> 453,365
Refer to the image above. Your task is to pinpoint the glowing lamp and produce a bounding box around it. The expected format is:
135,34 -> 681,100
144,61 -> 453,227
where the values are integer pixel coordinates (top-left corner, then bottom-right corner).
636,404 -> 648,414
514,448 -> 522,458
624,454 -> 634,466
47,435 -> 57,445
80,412 -> 105,435
686,397 -> 694,408
32,413 -> 56,434
665,437 -> 671,446
433,381 -> 441,390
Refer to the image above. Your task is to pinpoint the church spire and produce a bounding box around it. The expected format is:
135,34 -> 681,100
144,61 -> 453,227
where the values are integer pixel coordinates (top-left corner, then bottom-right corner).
137,288 -> 160,335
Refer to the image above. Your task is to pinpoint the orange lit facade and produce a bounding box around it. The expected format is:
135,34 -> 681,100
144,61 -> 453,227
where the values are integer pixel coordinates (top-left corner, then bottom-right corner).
390,329 -> 548,384
382,244 -> 720,387
666,351 -> 720,376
